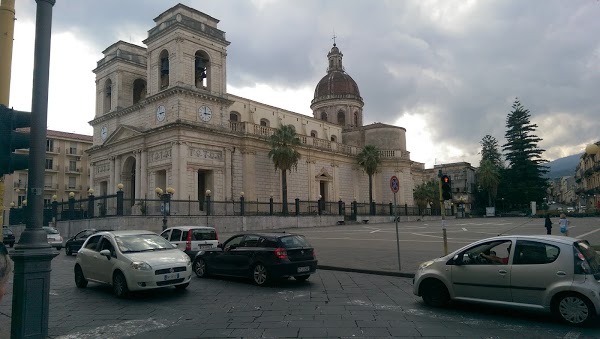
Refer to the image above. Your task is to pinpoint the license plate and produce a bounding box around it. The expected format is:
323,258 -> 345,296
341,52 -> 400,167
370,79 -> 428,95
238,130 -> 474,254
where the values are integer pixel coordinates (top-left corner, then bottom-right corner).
297,266 -> 310,273
163,273 -> 179,281
199,244 -> 212,249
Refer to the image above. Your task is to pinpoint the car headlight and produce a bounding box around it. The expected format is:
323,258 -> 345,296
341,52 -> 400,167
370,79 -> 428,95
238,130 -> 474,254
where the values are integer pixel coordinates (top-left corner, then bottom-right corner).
185,257 -> 192,266
130,261 -> 152,271
419,260 -> 435,270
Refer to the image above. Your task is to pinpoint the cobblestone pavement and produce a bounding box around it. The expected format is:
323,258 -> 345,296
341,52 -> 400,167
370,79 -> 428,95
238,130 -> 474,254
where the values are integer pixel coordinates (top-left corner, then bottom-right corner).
2,253 -> 599,338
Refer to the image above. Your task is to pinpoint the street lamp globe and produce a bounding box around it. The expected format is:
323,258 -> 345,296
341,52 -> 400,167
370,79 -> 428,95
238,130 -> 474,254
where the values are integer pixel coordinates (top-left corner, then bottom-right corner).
155,187 -> 163,196
22,200 -> 27,206
205,189 -> 211,196
117,183 -> 124,191
51,195 -> 57,201
166,187 -> 175,195
88,188 -> 94,196
10,202 -> 15,208
240,191 -> 244,197
68,192 -> 75,198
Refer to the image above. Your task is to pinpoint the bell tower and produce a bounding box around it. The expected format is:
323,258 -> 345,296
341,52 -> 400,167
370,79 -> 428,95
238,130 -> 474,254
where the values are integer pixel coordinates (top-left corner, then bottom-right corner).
142,4 -> 230,97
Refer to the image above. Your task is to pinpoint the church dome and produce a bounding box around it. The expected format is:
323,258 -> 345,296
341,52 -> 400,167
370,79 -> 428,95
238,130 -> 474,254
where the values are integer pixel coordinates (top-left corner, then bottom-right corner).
311,44 -> 362,104
314,71 -> 361,99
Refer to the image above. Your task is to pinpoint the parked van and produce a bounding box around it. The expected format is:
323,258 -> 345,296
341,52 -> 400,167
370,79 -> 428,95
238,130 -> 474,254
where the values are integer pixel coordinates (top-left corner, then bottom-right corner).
160,226 -> 218,259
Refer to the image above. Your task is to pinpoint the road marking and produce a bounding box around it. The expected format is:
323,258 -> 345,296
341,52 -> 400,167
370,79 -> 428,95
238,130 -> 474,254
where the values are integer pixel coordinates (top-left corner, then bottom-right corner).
575,227 -> 600,239
563,331 -> 581,339
311,236 -> 475,244
462,227 -> 468,231
370,229 -> 381,234
56,318 -> 171,339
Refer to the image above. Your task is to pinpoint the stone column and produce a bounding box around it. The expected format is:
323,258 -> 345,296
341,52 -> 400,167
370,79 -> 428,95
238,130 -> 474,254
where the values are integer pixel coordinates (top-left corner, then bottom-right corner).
225,147 -> 233,200
114,155 -> 121,190
135,150 -> 141,200
109,157 -> 115,194
89,161 -> 95,192
172,142 -> 180,199
178,142 -> 187,199
241,149 -> 256,200
140,149 -> 148,198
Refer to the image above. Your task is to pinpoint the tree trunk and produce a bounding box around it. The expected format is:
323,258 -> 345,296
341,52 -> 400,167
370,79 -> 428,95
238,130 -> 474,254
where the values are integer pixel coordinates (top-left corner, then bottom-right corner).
368,174 -> 373,203
281,170 -> 288,214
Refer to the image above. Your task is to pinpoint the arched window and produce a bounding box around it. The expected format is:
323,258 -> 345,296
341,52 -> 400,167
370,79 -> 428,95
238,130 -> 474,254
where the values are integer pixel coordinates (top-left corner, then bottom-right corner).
229,111 -> 240,122
331,135 -> 337,142
260,119 -> 270,127
132,79 -> 147,105
195,51 -> 209,88
337,111 -> 345,126
159,50 -> 169,89
320,112 -> 327,121
104,79 -> 112,113
354,112 -> 359,126
310,130 -> 318,138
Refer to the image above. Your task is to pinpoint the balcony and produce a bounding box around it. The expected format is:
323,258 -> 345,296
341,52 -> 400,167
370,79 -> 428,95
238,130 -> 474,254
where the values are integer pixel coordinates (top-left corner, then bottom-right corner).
65,185 -> 82,191
45,164 -> 60,172
13,181 -> 27,189
43,183 -> 59,190
66,167 -> 81,174
66,148 -> 83,156
46,146 -> 60,154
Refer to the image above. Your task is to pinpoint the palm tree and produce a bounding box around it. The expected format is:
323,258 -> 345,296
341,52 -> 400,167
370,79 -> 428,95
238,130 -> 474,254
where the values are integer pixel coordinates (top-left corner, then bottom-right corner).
413,180 -> 439,214
268,125 -> 301,214
357,145 -> 381,214
477,159 -> 500,207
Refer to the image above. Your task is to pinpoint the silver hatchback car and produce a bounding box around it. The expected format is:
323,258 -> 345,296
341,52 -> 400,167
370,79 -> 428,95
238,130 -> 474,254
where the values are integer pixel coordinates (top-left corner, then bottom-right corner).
413,235 -> 600,325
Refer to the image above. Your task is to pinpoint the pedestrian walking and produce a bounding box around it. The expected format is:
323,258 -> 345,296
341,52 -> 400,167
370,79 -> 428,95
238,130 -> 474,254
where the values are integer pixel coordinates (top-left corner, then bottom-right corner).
0,243 -> 13,302
544,214 -> 552,235
558,213 -> 569,236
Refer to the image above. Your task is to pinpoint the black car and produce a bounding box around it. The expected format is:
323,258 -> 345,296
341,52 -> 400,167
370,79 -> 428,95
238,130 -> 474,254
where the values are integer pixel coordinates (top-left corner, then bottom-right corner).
3,227 -> 16,248
192,232 -> 318,286
65,229 -> 100,255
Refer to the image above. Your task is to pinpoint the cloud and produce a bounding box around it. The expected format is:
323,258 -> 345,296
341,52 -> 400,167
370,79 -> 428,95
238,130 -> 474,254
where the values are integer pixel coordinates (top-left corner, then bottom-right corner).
9,0 -> 600,168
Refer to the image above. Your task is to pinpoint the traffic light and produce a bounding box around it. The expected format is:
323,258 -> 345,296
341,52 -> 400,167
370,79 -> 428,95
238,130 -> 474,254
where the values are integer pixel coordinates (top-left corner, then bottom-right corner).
441,175 -> 452,200
0,104 -> 31,175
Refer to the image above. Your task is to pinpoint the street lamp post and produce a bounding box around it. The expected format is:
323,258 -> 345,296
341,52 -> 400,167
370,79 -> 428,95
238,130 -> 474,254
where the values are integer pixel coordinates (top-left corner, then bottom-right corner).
156,187 -> 175,230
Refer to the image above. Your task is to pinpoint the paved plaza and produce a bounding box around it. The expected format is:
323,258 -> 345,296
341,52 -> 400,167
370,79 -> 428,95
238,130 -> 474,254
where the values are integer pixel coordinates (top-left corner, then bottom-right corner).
2,217 -> 600,338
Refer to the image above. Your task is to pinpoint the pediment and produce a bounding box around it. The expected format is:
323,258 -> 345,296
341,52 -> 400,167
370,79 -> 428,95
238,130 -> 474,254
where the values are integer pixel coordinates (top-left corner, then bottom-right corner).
315,167 -> 333,180
104,125 -> 144,145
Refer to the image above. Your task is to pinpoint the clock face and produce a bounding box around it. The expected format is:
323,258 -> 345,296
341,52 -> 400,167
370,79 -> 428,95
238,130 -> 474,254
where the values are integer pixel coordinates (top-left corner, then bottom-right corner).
156,105 -> 166,122
199,105 -> 212,122
100,126 -> 108,140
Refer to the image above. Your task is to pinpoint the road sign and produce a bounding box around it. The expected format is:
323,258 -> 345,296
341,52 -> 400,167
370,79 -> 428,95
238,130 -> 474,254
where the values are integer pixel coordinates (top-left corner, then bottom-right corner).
390,176 -> 399,193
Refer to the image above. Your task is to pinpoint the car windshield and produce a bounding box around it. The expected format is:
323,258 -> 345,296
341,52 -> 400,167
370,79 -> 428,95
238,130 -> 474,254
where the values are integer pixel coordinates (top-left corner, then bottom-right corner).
43,227 -> 59,234
279,235 -> 311,248
575,240 -> 600,278
3,228 -> 13,235
115,234 -> 175,253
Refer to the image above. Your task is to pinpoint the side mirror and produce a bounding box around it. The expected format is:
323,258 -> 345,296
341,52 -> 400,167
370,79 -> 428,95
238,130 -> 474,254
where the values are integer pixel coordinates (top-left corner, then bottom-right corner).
450,254 -> 463,266
99,249 -> 112,259
217,243 -> 223,249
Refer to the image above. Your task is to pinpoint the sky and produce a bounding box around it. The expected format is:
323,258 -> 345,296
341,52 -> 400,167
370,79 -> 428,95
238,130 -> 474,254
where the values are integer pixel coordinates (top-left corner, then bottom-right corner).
7,0 -> 600,169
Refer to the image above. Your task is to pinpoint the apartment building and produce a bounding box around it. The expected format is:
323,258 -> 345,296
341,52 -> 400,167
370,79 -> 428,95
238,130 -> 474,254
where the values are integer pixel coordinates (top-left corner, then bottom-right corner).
2,130 -> 93,217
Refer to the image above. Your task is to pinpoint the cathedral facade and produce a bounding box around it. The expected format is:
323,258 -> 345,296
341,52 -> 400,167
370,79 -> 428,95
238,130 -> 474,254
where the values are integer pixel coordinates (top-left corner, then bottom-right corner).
87,4 -> 427,211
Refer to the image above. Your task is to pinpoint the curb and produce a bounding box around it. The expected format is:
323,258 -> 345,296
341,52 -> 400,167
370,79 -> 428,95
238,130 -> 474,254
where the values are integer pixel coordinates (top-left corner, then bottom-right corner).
317,265 -> 415,279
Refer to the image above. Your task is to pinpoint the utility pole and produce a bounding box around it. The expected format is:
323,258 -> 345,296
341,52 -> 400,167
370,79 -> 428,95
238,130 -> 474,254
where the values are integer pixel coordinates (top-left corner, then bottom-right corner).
10,1 -> 57,338
439,170 -> 448,255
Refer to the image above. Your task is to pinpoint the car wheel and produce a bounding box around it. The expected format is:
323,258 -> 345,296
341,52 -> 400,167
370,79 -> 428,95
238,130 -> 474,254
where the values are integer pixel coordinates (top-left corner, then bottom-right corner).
175,282 -> 189,290
555,293 -> 594,326
9,242 -> 14,248
193,258 -> 208,278
421,279 -> 450,307
74,265 -> 88,288
252,263 -> 269,286
295,275 -> 310,282
112,271 -> 129,298
66,246 -> 72,256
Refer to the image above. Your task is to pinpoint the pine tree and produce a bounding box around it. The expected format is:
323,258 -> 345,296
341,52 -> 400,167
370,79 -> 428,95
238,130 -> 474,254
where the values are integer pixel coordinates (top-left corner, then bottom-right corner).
477,135 -> 502,207
502,99 -> 548,209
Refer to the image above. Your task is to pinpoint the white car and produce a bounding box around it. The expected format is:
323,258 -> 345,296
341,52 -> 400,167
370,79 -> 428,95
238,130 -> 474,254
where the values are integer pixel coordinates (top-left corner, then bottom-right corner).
43,226 -> 63,250
74,230 -> 192,298
160,226 -> 218,259
413,235 -> 600,325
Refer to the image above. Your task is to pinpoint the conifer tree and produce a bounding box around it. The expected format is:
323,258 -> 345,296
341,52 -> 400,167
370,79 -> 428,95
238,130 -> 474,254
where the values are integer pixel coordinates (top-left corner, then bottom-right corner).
502,99 -> 548,209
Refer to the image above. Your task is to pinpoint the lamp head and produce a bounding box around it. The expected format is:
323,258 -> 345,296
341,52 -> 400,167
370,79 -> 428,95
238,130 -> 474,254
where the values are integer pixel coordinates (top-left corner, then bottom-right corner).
117,183 -> 124,190
69,192 -> 75,198
166,187 -> 175,195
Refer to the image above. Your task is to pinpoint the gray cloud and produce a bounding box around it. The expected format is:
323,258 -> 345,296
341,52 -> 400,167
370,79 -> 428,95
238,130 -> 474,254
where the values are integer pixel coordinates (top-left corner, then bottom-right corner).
15,0 -> 600,164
